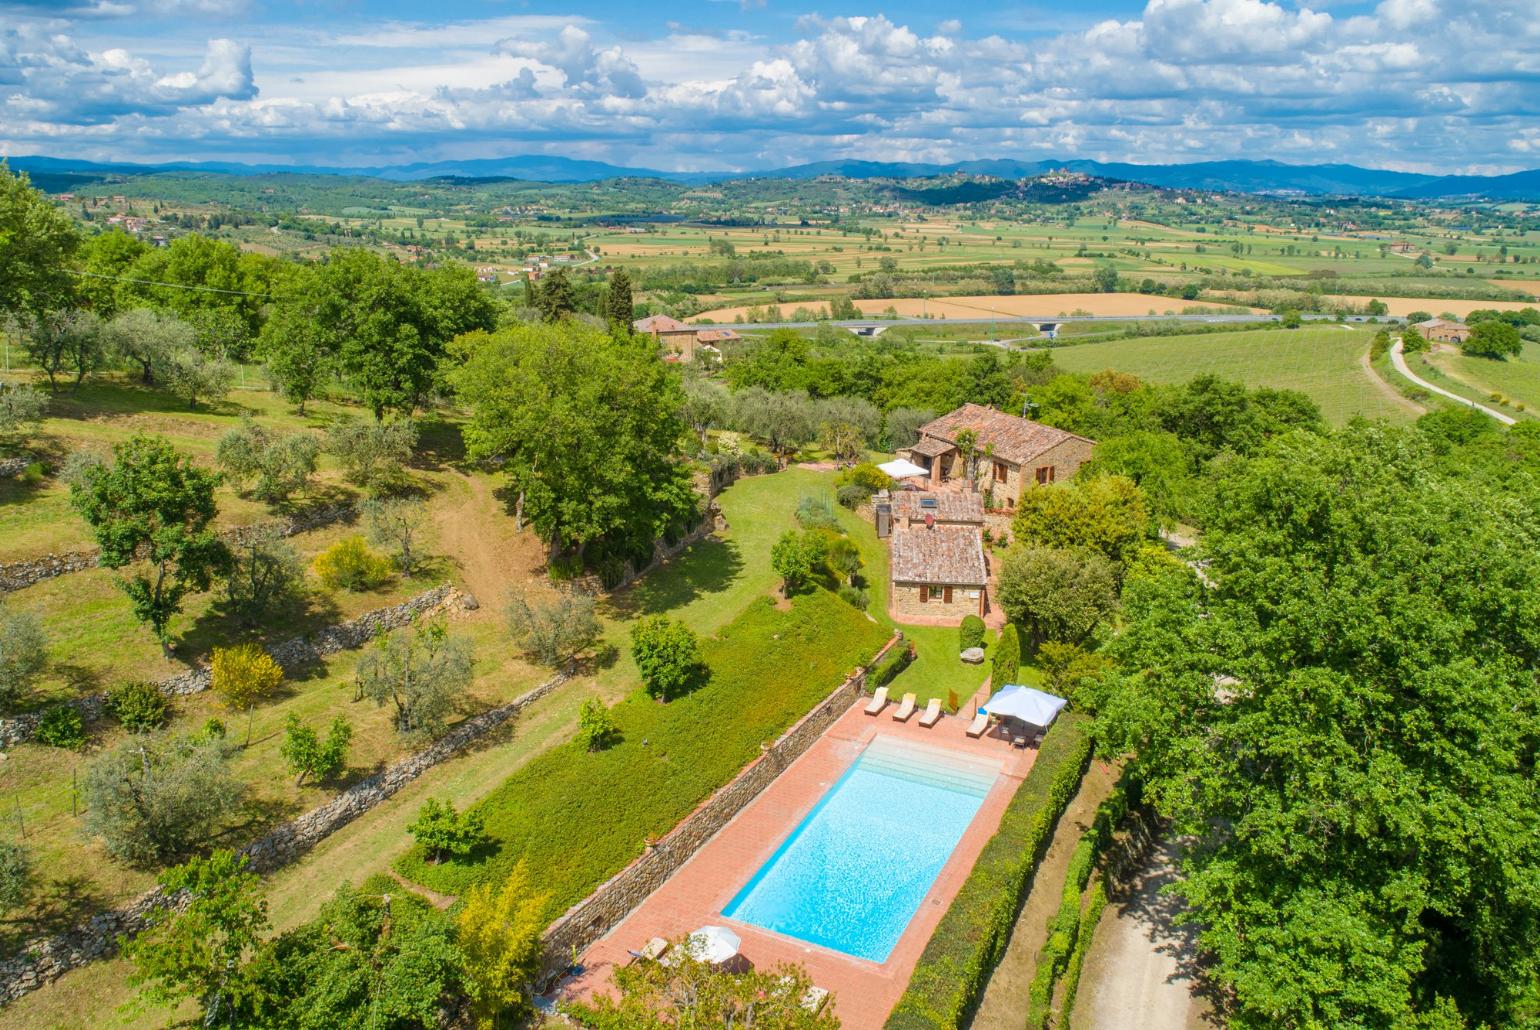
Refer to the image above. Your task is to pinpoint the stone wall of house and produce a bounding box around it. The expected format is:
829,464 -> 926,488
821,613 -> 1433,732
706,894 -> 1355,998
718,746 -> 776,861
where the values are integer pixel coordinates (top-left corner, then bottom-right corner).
0,583 -> 462,747
0,669 -> 568,1005
538,632 -> 904,983
0,503 -> 356,594
890,580 -> 985,623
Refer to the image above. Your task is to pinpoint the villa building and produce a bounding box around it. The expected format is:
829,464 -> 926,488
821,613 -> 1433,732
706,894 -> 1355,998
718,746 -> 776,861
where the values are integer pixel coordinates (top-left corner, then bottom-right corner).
1414,318 -> 1472,345
632,315 -> 740,362
900,404 -> 1095,508
889,522 -> 988,620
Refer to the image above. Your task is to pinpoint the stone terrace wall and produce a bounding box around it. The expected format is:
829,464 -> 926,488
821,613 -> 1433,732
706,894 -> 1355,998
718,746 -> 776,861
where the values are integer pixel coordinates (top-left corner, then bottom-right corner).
0,503 -> 356,594
0,458 -> 29,479
539,632 -> 904,981
0,583 -> 461,748
0,669 -> 567,1005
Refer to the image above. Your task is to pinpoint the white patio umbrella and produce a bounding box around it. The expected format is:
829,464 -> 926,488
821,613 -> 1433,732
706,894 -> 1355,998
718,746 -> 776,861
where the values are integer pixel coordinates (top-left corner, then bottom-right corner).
878,458 -> 928,480
982,685 -> 1068,728
685,925 -> 741,965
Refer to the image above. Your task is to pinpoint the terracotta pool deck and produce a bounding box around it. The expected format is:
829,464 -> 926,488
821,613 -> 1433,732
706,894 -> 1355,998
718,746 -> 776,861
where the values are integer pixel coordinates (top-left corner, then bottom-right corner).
560,695 -> 1038,1028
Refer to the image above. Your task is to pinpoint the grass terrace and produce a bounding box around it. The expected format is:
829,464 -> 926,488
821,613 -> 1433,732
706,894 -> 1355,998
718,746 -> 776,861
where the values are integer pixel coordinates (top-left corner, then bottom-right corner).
396,588 -> 892,909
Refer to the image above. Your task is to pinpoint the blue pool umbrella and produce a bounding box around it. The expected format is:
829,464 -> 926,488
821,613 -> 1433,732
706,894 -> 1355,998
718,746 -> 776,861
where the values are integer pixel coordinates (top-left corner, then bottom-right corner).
982,685 -> 1067,728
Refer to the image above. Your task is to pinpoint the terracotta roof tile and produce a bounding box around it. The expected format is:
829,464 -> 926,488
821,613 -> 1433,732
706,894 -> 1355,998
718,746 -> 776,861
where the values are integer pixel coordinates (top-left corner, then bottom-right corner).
890,525 -> 987,585
916,403 -> 1093,466
891,491 -> 984,524
633,314 -> 689,333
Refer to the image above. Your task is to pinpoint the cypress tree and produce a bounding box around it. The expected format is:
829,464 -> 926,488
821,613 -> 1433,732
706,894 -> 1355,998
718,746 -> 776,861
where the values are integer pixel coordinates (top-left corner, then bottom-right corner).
605,267 -> 635,328
992,623 -> 1021,687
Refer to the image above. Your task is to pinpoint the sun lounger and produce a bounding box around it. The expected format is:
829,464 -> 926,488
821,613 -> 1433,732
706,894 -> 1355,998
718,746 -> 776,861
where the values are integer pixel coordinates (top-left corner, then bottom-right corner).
918,698 -> 942,727
966,710 -> 989,738
892,692 -> 917,721
864,686 -> 889,716
627,937 -> 669,965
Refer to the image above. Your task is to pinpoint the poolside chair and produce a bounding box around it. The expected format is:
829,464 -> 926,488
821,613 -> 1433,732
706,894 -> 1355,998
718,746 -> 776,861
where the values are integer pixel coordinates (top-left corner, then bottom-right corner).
627,937 -> 670,965
966,709 -> 989,738
892,692 -> 917,722
919,698 -> 942,728
864,686 -> 889,716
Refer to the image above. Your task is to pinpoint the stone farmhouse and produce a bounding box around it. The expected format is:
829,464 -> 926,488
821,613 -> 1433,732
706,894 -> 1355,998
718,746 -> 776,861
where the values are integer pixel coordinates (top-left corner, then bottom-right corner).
632,315 -> 740,362
899,404 -> 1095,509
889,518 -> 989,621
1415,318 -> 1472,345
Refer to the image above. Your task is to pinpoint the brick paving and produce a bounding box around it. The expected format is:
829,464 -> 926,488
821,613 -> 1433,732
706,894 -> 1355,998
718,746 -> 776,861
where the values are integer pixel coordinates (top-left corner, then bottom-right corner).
560,698 -> 1038,1028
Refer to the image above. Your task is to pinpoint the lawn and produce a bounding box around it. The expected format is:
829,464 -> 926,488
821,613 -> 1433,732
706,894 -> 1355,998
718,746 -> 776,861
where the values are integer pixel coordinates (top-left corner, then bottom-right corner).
1047,325 -> 1415,425
396,589 -> 892,910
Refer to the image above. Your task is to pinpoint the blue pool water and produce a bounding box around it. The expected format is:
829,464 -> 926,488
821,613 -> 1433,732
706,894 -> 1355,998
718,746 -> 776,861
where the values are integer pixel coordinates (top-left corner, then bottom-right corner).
722,736 -> 998,963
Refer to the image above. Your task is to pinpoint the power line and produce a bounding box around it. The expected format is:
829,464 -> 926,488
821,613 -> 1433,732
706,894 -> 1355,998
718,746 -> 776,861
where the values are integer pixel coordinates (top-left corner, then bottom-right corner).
64,269 -> 287,299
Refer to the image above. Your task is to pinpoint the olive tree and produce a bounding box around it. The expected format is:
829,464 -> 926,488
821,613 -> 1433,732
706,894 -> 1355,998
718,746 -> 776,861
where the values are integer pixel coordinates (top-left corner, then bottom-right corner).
355,621 -> 472,737
83,733 -> 246,865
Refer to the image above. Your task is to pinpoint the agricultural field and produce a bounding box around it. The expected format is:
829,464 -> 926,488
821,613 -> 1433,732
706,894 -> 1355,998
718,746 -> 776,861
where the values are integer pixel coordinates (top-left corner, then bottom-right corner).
1047,325 -> 1422,424
1423,341 -> 1540,415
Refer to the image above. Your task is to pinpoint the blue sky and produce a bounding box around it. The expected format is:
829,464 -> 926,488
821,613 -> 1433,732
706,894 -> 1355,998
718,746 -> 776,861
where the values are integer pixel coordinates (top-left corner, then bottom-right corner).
2,0 -> 1537,174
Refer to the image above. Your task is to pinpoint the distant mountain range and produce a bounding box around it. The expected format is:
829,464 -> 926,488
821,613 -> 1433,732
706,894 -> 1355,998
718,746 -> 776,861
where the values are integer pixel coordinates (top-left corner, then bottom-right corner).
7,153 -> 1540,201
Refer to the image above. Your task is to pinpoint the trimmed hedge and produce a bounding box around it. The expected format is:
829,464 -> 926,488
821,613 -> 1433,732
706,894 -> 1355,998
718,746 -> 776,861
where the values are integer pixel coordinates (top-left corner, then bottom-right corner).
396,590 -> 890,910
1059,880 -> 1108,1023
885,711 -> 1094,1029
870,640 -> 916,689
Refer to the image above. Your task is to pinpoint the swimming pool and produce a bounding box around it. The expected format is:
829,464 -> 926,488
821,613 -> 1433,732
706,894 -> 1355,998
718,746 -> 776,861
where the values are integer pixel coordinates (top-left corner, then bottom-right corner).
722,735 -> 999,962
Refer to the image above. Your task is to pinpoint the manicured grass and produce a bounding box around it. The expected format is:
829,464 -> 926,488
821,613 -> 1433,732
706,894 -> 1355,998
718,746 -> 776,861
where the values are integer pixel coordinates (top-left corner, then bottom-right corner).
1048,325 -> 1414,425
396,589 -> 891,910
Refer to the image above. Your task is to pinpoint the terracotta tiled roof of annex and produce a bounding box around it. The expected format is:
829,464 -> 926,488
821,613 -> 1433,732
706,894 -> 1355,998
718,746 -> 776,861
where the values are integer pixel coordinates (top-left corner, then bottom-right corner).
916,403 -> 1094,465
890,525 -> 988,585
632,314 -> 689,332
890,491 -> 984,524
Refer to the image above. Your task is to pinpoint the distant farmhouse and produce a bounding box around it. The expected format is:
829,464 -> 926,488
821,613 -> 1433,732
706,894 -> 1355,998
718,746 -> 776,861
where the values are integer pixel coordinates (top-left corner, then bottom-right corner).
881,405 -> 1097,625
899,403 -> 1096,508
632,315 -> 740,362
1415,318 -> 1472,345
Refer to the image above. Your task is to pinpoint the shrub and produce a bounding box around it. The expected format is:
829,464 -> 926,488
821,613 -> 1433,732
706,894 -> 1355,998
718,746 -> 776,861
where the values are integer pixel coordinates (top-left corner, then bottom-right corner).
216,418 -> 319,503
0,841 -> 31,913
211,643 -> 283,743
326,419 -> 416,492
0,604 -> 48,708
280,713 -> 352,785
83,733 -> 245,865
837,584 -> 870,610
1037,642 -> 1113,707
836,483 -> 869,510
577,698 -> 617,752
959,615 -> 986,652
200,717 -> 227,740
410,798 -> 488,864
886,712 -> 1093,1029
870,642 -> 916,689
35,704 -> 85,748
795,494 -> 840,532
0,382 -> 47,443
505,586 -> 599,668
992,625 -> 1021,687
630,616 -> 705,702
771,529 -> 825,595
312,536 -> 393,591
836,461 -> 895,495
106,681 -> 172,733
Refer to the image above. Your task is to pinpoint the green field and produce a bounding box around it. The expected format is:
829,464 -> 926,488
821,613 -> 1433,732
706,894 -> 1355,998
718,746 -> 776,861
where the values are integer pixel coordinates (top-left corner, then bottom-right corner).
1427,340 -> 1540,415
1047,325 -> 1418,424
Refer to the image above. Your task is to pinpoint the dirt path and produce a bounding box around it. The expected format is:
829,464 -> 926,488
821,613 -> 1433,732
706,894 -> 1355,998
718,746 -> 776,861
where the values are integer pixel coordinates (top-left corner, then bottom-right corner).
1390,339 -> 1515,425
430,471 -> 552,611
388,868 -> 457,911
1359,349 -> 1426,417
1069,839 -> 1214,1030
969,759 -> 1120,1030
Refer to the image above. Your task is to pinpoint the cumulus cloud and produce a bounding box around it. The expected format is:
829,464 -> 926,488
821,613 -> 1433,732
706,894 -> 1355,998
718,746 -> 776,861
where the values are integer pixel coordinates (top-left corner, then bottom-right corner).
4,0 -> 1540,173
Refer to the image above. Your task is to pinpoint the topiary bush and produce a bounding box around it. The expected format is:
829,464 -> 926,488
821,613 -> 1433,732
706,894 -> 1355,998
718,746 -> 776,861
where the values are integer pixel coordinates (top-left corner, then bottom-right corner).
992,625 -> 1021,687
312,536 -> 393,591
106,681 -> 172,733
959,615 -> 986,652
35,705 -> 86,749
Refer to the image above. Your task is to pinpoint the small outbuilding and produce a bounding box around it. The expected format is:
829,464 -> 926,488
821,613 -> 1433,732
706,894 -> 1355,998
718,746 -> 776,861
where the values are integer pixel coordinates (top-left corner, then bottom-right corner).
890,524 -> 988,619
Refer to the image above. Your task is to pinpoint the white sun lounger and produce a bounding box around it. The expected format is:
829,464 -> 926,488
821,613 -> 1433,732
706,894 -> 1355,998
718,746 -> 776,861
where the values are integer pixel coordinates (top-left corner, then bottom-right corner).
918,698 -> 942,727
966,710 -> 989,738
864,686 -> 889,716
891,692 -> 917,721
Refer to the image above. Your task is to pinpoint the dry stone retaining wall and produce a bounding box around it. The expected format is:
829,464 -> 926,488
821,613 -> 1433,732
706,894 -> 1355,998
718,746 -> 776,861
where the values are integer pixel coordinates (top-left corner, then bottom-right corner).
0,669 -> 567,1005
0,458 -> 29,479
0,583 -> 461,747
539,632 -> 904,981
0,503 -> 356,594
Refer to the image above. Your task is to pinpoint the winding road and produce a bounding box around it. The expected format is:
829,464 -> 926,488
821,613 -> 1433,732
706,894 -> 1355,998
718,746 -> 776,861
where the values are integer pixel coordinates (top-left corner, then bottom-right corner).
1389,338 -> 1516,425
